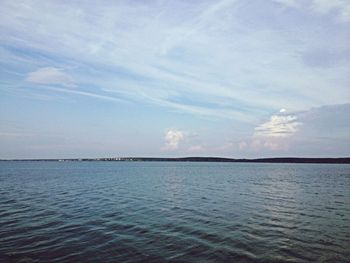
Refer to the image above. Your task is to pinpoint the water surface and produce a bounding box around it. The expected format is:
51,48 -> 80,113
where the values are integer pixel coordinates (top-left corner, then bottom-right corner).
0,161 -> 349,262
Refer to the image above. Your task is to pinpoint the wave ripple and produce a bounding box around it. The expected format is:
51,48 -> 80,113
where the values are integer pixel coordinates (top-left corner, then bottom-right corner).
0,161 -> 349,262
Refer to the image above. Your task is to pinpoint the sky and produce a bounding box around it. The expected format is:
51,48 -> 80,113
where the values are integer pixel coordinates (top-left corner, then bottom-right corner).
0,0 -> 349,159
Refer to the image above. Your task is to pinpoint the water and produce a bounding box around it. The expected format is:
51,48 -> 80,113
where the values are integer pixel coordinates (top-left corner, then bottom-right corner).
0,161 -> 349,263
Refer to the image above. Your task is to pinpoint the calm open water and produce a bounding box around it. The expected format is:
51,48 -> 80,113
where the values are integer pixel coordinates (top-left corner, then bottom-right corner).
0,161 -> 349,263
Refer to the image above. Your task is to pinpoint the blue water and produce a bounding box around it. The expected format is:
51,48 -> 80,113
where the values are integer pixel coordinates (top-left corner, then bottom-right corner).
0,161 -> 349,262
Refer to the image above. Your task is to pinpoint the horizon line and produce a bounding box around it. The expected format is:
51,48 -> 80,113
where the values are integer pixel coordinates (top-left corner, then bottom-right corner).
1,156 -> 350,164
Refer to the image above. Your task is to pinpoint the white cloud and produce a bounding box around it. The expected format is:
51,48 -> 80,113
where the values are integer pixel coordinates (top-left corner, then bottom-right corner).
238,103 -> 350,155
164,129 -> 184,150
254,114 -> 302,138
26,67 -> 76,88
247,112 -> 302,152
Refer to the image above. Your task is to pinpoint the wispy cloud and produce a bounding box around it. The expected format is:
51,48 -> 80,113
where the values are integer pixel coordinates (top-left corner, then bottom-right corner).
32,86 -> 126,103
26,67 -> 76,88
1,0 -> 349,122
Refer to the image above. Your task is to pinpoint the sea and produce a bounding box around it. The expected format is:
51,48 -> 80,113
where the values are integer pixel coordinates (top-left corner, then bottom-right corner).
0,161 -> 349,262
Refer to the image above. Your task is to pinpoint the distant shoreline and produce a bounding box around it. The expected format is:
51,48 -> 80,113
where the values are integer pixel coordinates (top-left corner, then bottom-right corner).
1,157 -> 350,164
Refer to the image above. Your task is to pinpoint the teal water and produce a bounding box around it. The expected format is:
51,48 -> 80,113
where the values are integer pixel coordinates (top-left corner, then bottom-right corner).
0,161 -> 349,262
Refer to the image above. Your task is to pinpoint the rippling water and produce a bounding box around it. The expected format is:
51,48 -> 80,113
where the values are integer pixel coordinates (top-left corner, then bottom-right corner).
0,161 -> 349,262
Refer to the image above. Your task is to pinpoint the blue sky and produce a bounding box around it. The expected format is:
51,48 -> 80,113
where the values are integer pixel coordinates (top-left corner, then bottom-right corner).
0,0 -> 349,159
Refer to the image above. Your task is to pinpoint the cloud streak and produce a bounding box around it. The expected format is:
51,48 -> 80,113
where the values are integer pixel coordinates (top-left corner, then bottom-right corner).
26,67 -> 76,88
32,86 -> 126,103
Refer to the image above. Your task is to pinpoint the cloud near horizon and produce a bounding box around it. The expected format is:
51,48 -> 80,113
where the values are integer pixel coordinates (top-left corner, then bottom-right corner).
164,129 -> 184,151
254,114 -> 302,138
233,103 -> 350,156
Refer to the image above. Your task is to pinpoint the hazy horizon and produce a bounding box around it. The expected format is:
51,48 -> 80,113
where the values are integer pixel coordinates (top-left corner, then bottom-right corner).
1,0 -> 349,159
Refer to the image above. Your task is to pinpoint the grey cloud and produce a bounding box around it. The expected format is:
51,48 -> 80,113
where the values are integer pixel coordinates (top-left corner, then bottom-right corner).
301,49 -> 350,68
287,103 -> 350,156
296,103 -> 350,137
